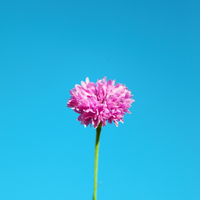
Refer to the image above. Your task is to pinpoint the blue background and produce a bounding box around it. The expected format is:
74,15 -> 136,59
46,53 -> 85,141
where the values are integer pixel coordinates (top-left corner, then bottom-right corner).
0,0 -> 200,199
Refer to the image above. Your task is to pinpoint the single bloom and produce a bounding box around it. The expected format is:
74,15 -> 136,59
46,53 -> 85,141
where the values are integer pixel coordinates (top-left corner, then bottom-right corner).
67,77 -> 135,128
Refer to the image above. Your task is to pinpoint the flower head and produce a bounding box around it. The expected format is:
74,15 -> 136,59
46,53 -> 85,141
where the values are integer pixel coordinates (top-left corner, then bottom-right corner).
67,77 -> 135,128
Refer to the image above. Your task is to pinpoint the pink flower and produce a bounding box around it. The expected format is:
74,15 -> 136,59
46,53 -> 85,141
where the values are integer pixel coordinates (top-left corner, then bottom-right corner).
67,77 -> 135,128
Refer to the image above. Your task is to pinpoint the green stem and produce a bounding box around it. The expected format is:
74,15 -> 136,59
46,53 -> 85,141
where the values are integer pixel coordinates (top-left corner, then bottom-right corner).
93,122 -> 102,200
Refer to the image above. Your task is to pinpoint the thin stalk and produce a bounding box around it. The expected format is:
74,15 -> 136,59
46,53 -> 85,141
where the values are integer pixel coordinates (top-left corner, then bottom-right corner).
93,122 -> 102,200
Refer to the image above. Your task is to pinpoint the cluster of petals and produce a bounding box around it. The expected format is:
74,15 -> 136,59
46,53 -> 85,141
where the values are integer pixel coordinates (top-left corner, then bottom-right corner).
67,77 -> 135,128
